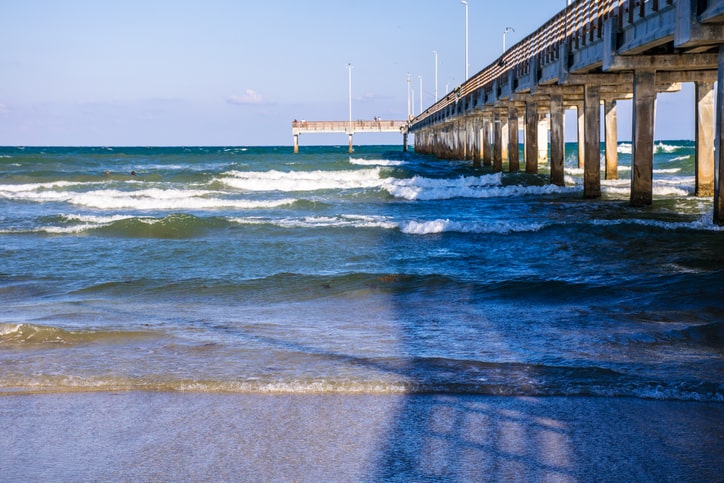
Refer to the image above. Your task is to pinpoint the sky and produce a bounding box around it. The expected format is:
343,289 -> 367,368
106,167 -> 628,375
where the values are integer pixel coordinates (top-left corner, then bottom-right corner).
0,0 -> 695,146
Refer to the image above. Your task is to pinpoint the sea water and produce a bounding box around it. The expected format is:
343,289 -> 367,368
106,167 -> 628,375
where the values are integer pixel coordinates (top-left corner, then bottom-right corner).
0,143 -> 722,400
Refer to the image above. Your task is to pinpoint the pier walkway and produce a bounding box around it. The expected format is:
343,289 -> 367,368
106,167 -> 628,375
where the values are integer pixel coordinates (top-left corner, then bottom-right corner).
407,0 -> 724,225
292,120 -> 408,153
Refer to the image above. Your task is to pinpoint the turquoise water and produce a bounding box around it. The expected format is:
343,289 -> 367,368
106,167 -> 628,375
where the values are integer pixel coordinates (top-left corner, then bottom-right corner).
0,143 -> 722,399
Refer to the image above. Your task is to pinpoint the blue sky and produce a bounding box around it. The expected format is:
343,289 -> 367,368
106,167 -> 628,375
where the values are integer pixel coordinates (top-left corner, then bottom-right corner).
0,0 -> 694,146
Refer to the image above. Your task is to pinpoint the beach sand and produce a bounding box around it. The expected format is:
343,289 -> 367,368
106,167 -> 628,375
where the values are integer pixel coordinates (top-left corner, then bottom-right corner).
1,393 -> 722,482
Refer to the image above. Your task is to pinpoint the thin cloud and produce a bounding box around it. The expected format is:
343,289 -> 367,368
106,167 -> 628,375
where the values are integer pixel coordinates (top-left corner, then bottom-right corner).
227,89 -> 264,105
358,92 -> 394,102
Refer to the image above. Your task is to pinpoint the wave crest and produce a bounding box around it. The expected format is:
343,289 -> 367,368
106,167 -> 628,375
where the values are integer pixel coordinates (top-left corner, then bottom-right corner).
0,323 -> 156,346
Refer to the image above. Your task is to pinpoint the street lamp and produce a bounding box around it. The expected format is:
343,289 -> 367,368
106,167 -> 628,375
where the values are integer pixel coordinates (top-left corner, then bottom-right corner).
419,75 -> 423,113
461,0 -> 469,80
407,73 -> 411,119
346,63 -> 352,129
503,27 -> 514,53
433,50 -> 438,102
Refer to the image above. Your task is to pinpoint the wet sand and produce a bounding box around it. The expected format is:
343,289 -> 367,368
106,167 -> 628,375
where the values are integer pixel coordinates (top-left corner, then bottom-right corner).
1,393 -> 722,482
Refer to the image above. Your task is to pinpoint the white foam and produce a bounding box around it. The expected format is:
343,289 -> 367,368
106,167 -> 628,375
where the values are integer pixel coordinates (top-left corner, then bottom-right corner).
36,224 -> 102,234
0,323 -> 23,336
590,215 -> 724,231
1,214 -> 134,234
400,218 -> 545,235
229,214 -> 397,230
670,155 -> 691,162
384,173 -> 575,201
349,157 -> 405,166
655,142 -> 687,153
0,180 -> 98,193
218,168 -> 385,192
1,185 -> 297,210
615,142 -> 689,155
61,214 -> 135,224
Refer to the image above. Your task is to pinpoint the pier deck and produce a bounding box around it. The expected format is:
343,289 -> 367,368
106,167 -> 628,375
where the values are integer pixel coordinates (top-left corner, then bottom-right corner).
407,0 -> 724,225
292,120 -> 408,153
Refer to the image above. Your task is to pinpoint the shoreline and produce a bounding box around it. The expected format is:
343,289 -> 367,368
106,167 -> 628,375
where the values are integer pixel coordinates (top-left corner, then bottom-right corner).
2,392 -> 722,482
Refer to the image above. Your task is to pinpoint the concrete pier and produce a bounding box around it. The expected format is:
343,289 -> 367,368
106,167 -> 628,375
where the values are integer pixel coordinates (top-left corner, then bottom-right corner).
525,101 -> 538,174
508,106 -> 520,172
583,84 -> 601,199
630,70 -> 656,206
550,94 -> 565,186
493,111 -> 503,172
408,0 -> 724,225
292,120 -> 407,153
716,47 -> 724,224
695,80 -> 715,196
604,99 -> 619,180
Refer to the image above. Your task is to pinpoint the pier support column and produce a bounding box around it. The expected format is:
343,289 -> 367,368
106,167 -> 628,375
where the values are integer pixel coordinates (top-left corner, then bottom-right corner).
452,122 -> 459,159
501,115 -> 509,162
538,114 -> 549,165
445,125 -> 452,159
493,111 -> 503,172
630,70 -> 656,206
472,117 -> 482,167
482,114 -> 492,166
695,80 -> 715,196
550,94 -> 565,186
458,118 -> 468,161
508,106 -> 520,172
577,103 -> 585,169
604,99 -> 619,180
583,84 -> 601,198
525,101 -> 539,174
403,132 -> 408,153
348,133 -> 354,154
715,47 -> 724,225
293,134 -> 299,154
443,126 -> 452,158
466,118 -> 474,161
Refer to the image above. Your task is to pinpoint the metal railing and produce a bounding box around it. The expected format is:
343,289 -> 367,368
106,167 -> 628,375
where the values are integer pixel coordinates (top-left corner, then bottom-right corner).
292,120 -> 407,132
411,0 -> 676,127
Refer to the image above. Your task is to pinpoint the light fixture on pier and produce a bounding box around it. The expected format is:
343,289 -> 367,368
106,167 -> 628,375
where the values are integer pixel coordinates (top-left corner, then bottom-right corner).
346,63 -> 352,130
503,27 -> 515,53
407,73 -> 411,119
460,0 -> 469,80
433,50 -> 438,102
419,75 -> 423,113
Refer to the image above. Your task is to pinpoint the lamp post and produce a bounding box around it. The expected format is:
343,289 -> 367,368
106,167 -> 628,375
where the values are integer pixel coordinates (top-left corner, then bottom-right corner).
346,63 -> 352,128
461,0 -> 469,80
407,73 -> 411,119
346,63 -> 353,153
503,27 -> 514,53
433,50 -> 438,102
419,75 -> 423,113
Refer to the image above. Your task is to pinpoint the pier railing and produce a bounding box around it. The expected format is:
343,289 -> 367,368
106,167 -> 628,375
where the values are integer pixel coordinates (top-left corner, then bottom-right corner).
292,120 -> 407,133
411,0 -> 676,125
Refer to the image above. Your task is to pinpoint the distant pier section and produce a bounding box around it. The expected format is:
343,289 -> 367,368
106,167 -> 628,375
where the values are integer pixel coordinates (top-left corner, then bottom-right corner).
292,119 -> 409,153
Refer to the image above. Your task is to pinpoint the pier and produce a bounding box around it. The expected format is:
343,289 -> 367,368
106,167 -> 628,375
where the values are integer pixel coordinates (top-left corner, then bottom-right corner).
292,120 -> 408,153
408,0 -> 724,225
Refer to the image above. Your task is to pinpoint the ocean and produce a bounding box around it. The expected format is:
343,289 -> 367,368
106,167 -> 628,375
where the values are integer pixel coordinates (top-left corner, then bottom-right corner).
0,142 -> 722,399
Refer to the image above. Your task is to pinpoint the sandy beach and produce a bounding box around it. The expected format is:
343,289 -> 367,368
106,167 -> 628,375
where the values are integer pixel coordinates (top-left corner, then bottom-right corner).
1,392 -> 722,482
